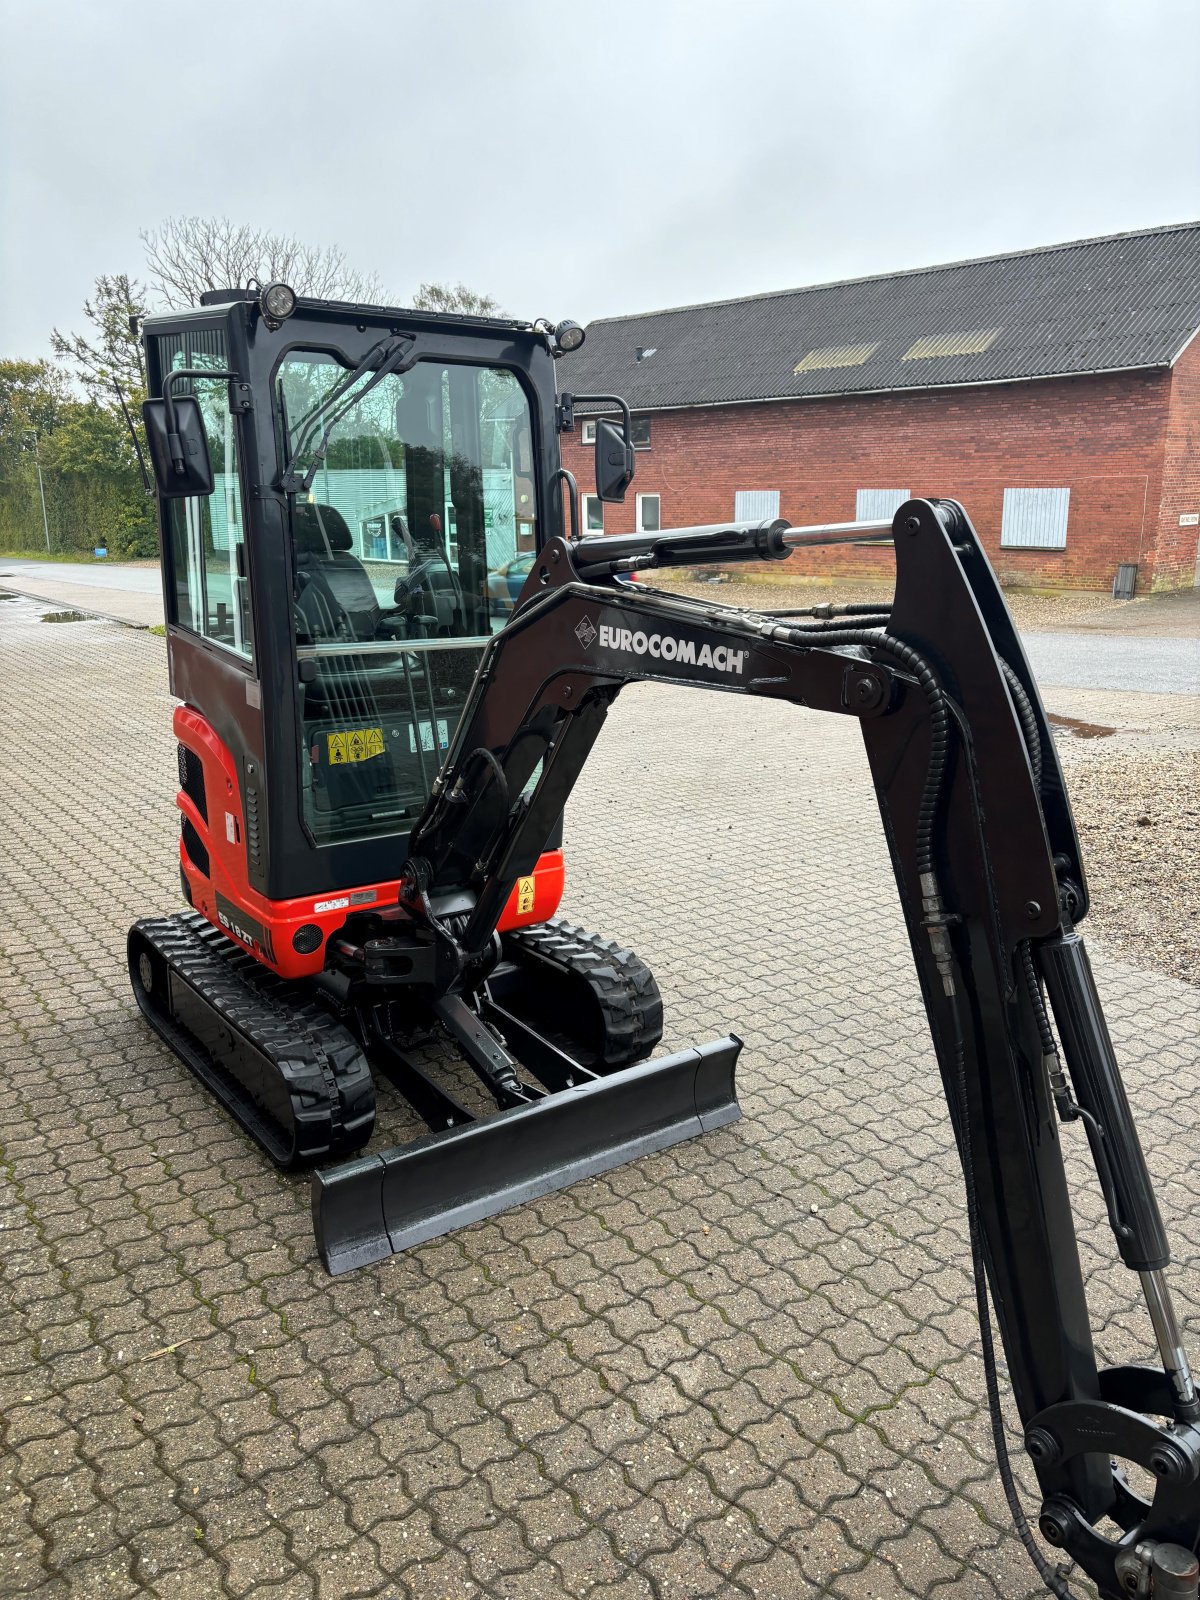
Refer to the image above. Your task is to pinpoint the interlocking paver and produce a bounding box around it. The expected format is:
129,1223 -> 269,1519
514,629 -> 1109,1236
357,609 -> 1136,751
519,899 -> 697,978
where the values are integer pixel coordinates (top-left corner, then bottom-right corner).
3,590 -> 1199,1597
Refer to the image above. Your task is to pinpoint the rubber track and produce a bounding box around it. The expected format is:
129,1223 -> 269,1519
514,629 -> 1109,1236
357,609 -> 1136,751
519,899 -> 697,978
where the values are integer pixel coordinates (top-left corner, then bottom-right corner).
502,918 -> 664,1072
130,912 -> 374,1169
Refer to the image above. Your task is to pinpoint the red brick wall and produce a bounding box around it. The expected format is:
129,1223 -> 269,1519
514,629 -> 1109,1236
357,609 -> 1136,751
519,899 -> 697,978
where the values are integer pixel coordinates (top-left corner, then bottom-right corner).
570,369 -> 1181,591
1152,334 -> 1200,589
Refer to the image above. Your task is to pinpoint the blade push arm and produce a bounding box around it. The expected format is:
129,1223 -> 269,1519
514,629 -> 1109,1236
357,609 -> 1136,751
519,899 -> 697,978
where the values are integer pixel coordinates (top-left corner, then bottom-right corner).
401,499 -> 1200,1600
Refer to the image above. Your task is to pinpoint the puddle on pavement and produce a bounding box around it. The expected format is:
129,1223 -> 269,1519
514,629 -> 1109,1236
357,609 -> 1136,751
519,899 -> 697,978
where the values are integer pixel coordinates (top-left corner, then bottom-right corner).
1047,712 -> 1116,739
40,610 -> 91,624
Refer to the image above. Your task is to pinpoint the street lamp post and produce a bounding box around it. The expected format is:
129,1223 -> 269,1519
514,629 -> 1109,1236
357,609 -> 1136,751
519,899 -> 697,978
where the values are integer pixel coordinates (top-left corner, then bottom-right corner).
22,430 -> 51,554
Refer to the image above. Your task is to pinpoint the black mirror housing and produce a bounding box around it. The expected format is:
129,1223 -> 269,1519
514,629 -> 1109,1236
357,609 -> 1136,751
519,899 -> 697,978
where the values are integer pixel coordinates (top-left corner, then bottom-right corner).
595,417 -> 634,503
142,395 -> 214,500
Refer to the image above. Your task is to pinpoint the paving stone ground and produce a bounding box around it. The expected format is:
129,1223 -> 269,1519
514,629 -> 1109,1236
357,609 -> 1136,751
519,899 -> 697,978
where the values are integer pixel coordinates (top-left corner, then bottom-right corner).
2,593 -> 1199,1599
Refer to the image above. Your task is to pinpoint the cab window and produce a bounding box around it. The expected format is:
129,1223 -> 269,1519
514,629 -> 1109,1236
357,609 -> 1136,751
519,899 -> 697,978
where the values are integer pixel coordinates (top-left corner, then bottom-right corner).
275,352 -> 538,845
156,329 -> 253,661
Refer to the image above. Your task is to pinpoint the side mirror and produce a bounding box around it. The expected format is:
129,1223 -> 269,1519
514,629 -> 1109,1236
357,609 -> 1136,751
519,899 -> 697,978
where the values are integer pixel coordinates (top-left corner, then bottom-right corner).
595,418 -> 634,503
142,395 -> 214,499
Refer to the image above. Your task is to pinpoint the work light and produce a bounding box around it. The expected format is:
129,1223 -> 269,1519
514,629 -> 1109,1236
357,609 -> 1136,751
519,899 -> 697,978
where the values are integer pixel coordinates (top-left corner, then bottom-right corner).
259,282 -> 297,326
555,319 -> 585,353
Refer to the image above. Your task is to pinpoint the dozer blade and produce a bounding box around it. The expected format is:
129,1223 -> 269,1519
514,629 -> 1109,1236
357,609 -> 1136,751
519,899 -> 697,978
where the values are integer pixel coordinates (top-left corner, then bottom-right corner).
312,1035 -> 742,1274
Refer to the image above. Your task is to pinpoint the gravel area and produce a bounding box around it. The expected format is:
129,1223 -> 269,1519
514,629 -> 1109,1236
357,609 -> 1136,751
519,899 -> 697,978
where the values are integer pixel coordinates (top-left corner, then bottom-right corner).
1047,689 -> 1200,988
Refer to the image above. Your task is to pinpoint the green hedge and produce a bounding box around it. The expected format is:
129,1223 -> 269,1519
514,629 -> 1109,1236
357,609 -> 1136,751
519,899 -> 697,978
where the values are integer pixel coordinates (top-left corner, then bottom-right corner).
0,465 -> 157,558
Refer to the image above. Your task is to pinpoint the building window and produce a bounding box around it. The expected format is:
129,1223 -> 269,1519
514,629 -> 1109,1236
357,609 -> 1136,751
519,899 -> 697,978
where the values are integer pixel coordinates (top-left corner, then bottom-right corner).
1001,487 -> 1070,550
734,489 -> 781,521
856,488 -> 909,521
582,494 -> 604,533
582,416 -> 650,449
636,493 -> 661,533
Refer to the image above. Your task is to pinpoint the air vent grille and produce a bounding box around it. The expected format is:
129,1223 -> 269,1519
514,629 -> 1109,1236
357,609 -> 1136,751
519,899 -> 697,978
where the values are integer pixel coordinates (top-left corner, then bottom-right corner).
245,777 -> 263,877
177,743 -> 208,821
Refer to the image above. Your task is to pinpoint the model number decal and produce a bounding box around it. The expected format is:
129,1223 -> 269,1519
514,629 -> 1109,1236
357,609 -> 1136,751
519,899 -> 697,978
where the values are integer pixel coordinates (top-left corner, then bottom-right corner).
215,893 -> 275,961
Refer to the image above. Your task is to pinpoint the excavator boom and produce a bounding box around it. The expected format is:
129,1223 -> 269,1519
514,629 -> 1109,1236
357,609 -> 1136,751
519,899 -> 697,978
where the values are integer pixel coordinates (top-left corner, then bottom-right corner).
324,496 -> 1199,1600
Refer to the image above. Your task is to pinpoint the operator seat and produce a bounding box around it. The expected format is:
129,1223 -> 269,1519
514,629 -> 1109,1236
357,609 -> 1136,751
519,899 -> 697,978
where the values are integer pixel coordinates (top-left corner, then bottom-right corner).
293,502 -> 381,642
291,502 -> 398,818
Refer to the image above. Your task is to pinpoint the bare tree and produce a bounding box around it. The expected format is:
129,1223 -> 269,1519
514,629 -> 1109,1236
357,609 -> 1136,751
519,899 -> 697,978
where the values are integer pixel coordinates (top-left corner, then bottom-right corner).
140,217 -> 385,309
51,273 -> 150,402
412,281 -> 504,317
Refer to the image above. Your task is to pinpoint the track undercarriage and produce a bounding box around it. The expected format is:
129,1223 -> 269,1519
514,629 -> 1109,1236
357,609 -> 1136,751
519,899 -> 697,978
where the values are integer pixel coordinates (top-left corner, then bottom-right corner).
128,911 -> 741,1272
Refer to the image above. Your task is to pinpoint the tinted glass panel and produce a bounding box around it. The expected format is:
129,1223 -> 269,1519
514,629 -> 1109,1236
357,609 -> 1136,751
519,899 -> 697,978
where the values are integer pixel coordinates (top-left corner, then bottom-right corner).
157,329 -> 252,659
276,352 -> 537,845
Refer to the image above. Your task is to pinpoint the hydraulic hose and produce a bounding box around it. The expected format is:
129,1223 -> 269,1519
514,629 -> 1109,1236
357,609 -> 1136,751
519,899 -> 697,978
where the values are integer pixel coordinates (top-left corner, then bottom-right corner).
768,602 -> 894,619
415,744 -> 511,871
1001,660 -> 1044,790
1022,943 -> 1058,1054
768,613 -> 891,634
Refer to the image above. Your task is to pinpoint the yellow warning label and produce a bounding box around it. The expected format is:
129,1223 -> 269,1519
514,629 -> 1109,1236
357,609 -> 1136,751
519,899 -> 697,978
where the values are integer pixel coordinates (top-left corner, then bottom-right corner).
327,727 -> 385,765
516,875 -> 536,915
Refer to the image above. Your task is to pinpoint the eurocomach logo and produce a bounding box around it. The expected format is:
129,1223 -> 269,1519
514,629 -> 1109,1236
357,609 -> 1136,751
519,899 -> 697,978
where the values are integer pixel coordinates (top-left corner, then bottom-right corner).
597,623 -> 747,676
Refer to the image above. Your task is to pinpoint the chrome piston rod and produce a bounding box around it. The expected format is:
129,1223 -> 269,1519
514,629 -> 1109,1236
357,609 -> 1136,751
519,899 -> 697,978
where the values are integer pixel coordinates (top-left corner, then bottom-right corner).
1141,1268 -> 1199,1413
780,517 -> 894,547
571,515 -> 899,577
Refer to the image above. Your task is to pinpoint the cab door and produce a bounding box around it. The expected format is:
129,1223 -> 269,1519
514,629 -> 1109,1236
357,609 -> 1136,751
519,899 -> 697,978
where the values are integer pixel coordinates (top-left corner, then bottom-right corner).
148,320 -> 268,895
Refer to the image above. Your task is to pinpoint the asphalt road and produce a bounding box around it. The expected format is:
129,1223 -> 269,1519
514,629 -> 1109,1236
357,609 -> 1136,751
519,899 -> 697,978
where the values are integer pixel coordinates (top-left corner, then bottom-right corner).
0,557 -> 164,594
0,558 -> 167,627
1024,630 -> 1200,695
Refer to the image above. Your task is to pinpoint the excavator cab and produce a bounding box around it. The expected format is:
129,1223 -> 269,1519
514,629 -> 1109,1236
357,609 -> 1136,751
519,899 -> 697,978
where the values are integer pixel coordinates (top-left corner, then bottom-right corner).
130,285 -> 736,1258
141,297 -> 561,898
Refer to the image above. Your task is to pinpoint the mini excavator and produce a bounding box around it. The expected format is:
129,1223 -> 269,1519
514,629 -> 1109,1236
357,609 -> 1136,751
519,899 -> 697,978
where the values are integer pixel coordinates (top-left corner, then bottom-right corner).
129,284 -> 1200,1598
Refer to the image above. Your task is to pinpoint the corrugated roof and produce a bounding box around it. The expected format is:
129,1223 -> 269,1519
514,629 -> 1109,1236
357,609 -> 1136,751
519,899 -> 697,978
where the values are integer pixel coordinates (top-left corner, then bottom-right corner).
560,221 -> 1200,410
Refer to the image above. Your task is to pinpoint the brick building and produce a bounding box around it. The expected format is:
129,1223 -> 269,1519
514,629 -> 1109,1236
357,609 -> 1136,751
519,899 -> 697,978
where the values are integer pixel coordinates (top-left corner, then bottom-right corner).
559,222 -> 1200,592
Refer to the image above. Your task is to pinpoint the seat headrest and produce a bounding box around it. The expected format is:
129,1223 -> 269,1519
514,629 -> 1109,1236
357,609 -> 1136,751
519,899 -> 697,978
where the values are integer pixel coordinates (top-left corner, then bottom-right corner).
293,502 -> 354,554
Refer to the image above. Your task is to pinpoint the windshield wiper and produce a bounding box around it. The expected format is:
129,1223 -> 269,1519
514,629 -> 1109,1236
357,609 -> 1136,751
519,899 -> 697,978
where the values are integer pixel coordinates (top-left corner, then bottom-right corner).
279,333 -> 416,494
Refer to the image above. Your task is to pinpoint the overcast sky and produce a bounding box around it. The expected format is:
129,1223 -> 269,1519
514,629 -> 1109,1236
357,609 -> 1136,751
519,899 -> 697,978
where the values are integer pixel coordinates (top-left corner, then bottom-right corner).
2,0 -> 1198,358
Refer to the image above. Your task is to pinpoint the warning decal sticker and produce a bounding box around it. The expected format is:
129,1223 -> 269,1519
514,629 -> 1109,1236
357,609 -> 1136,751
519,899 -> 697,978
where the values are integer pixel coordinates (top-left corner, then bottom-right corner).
327,727 -> 385,765
516,875 -> 536,915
